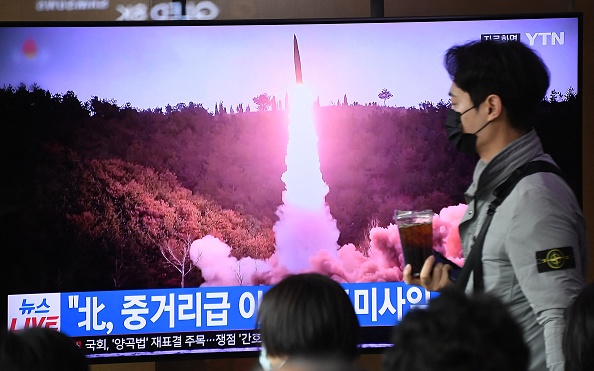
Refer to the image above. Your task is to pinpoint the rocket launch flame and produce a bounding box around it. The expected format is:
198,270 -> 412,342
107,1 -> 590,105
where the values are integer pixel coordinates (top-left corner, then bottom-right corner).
281,86 -> 328,209
273,84 -> 340,272
272,36 -> 340,272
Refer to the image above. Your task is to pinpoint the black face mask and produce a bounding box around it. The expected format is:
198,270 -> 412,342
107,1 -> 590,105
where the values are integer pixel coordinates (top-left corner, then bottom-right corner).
445,106 -> 492,154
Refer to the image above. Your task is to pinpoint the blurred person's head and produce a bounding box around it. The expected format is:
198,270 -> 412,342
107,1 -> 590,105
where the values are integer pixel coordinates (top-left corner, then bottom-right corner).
277,356 -> 362,371
383,288 -> 528,371
0,327 -> 88,371
257,273 -> 360,369
563,282 -> 594,371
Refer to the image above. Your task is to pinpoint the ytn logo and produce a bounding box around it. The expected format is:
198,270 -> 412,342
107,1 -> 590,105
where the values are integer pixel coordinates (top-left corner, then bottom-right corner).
525,32 -> 565,46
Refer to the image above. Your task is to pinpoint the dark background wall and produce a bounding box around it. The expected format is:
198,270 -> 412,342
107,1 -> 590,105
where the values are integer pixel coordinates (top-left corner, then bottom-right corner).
1,0 -> 592,370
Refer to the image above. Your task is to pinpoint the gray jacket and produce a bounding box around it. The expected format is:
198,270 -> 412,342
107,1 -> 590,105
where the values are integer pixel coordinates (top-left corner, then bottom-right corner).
459,130 -> 587,371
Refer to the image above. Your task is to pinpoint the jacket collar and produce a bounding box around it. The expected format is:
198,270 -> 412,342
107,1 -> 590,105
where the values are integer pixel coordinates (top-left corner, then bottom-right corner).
465,129 -> 544,199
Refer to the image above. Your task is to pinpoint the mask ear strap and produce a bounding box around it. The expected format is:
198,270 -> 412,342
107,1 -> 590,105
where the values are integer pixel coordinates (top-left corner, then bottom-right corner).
461,105 -> 476,115
473,120 -> 492,135
278,358 -> 288,369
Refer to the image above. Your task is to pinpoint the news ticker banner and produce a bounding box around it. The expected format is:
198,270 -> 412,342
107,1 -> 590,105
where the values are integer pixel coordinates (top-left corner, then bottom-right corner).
8,282 -> 436,357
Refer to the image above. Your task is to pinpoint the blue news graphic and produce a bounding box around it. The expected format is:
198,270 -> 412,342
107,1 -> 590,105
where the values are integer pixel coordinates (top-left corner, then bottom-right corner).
9,282 -> 435,337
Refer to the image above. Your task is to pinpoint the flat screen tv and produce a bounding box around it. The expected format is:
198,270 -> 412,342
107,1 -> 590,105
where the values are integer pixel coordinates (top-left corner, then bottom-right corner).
1,13 -> 582,362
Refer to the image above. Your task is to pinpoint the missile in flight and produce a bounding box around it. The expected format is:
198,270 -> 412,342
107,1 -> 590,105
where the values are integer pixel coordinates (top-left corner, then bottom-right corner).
293,34 -> 303,84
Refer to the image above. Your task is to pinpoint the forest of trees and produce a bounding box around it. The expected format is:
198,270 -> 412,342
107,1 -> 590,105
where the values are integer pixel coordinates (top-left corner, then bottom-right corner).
1,83 -> 581,292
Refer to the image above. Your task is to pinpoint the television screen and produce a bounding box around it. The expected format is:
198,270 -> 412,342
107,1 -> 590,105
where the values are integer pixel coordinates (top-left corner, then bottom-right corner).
2,13 -> 582,362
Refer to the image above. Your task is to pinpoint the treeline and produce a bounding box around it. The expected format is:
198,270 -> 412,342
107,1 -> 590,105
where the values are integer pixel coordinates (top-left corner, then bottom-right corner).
535,87 -> 582,204
1,84 -> 277,292
1,84 -> 581,292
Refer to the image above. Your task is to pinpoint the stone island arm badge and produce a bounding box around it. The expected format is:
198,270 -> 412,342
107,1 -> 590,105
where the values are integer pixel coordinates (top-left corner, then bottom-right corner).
535,246 -> 576,273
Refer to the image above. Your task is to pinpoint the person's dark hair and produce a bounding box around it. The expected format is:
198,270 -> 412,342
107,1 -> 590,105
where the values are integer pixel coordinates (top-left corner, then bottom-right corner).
383,288 -> 529,371
280,356 -> 363,371
563,282 -> 594,371
0,327 -> 88,371
444,39 -> 550,131
257,273 -> 360,361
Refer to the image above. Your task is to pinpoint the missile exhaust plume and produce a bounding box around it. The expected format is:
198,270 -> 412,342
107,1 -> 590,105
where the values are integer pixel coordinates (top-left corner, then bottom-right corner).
190,34 -> 466,286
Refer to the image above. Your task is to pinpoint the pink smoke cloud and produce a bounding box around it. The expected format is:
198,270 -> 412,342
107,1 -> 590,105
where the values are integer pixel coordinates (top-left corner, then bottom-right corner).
191,204 -> 467,286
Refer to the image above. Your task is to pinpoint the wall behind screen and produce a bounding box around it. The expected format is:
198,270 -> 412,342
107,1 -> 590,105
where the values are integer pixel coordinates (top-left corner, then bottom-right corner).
0,0 -> 586,21
1,0 -> 592,370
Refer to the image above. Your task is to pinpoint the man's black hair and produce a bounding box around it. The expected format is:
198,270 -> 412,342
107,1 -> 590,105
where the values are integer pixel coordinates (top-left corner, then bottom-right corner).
444,39 -> 550,131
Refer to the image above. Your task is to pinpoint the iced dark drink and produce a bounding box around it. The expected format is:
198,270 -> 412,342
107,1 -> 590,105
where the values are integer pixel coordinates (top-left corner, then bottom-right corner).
395,210 -> 433,277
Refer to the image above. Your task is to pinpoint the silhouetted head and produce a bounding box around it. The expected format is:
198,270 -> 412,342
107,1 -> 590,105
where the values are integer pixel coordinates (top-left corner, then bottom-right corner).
563,282 -> 594,371
383,288 -> 529,371
0,328 -> 88,371
279,356 -> 363,371
257,273 -> 360,363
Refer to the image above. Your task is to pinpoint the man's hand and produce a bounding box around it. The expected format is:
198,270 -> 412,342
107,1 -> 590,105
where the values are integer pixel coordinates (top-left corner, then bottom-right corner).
403,255 -> 453,291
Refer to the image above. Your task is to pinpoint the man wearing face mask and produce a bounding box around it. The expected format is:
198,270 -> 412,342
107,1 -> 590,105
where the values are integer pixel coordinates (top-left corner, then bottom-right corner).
403,39 -> 587,371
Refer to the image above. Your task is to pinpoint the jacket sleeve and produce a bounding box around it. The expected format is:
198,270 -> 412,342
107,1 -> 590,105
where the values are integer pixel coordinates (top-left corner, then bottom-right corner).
505,176 -> 585,370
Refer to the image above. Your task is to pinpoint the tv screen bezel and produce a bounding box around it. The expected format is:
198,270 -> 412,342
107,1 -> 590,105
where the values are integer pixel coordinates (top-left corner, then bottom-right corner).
1,12 -> 583,364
